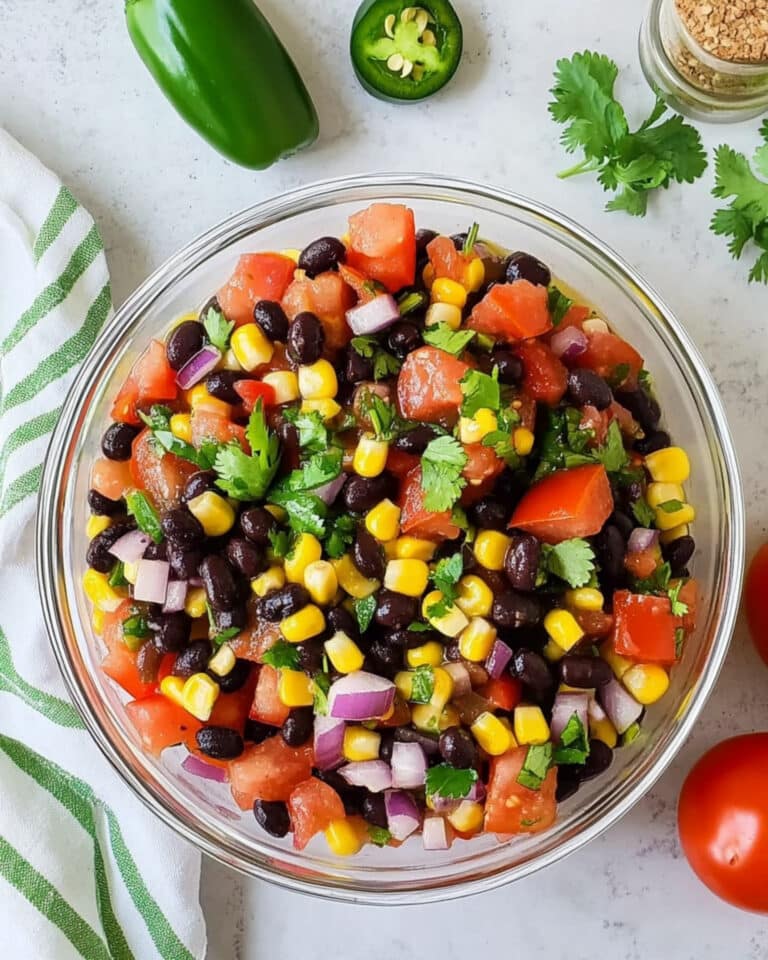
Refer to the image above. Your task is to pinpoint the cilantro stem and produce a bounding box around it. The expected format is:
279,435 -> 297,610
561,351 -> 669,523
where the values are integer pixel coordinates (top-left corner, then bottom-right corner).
557,157 -> 601,179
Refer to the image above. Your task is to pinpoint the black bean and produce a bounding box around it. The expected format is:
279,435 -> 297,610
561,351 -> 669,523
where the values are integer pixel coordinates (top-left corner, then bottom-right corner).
253,799 -> 290,838
504,251 -> 551,287
492,348 -> 524,385
253,300 -> 289,342
438,726 -> 477,768
559,655 -> 613,688
368,639 -> 402,677
593,524 -> 625,579
173,640 -> 212,678
615,388 -> 660,433
634,430 -> 671,455
468,497 -> 507,531
199,295 -> 221,322
168,544 -> 204,580
148,612 -> 190,653
416,228 -> 438,254
378,730 -> 395,764
345,344 -> 374,383
146,542 -> 170,563
387,627 -> 437,648
313,769 -> 367,815
86,519 -> 137,573
342,475 -> 393,513
326,605 -> 359,639
199,555 -> 238,610
298,236 -> 346,278
362,793 -> 389,829
259,584 -> 310,621
239,507 -> 276,545
388,322 -> 422,360
295,640 -> 324,672
215,658 -> 251,693
182,471 -> 217,504
353,527 -> 385,581
225,537 -> 263,579
663,535 -> 695,576
375,591 -> 418,630
581,740 -> 613,781
511,648 -> 554,701
166,320 -> 206,371
210,605 -> 247,634
161,508 -> 205,548
287,311 -> 324,364
281,707 -> 314,747
196,726 -> 244,760
244,719 -> 277,744
392,424 -> 437,456
567,370 -> 612,410
492,591 -> 541,629
395,726 -> 440,756
504,531 -> 541,591
611,509 -> 635,540
100,422 -> 140,461
206,370 -> 245,404
278,420 -> 300,473
555,769 -> 581,802
87,489 -> 125,517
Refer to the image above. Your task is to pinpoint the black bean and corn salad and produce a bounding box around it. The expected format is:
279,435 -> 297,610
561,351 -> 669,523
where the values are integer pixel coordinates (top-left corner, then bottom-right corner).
84,202 -> 697,854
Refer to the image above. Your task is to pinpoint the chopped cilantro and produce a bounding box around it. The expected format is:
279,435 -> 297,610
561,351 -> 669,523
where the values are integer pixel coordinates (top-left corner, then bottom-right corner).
397,290 -> 428,315
324,514 -> 356,559
516,743 -> 554,790
553,712 -> 590,765
634,561 -> 672,594
668,580 -> 689,617
632,497 -> 656,528
108,562 -> 128,588
657,498 -> 684,514
425,763 -> 479,799
462,221 -> 480,256
125,490 -> 163,544
638,369 -> 653,390
138,405 -> 217,469
354,595 -> 377,633
539,538 -> 596,588
421,435 -> 467,512
122,613 -> 150,639
214,402 -> 281,501
202,306 -> 235,353
267,492 -> 327,537
212,626 -> 240,650
460,367 -> 500,419
481,404 -> 523,466
282,408 -> 329,454
535,408 -> 629,478
350,336 -> 402,381
407,621 -> 433,633
262,640 -> 300,670
427,552 -> 463,617
422,323 -> 476,356
548,285 -> 574,325
593,420 -> 629,473
410,664 -> 435,704
312,672 -> 331,715
675,626 -> 686,657
359,391 -> 398,442
607,362 -> 631,388
367,826 -> 392,847
268,528 -> 292,559
622,721 -> 641,746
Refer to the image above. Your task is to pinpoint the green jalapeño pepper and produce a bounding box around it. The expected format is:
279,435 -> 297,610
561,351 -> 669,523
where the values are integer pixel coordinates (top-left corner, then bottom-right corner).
125,0 -> 318,169
350,0 -> 463,102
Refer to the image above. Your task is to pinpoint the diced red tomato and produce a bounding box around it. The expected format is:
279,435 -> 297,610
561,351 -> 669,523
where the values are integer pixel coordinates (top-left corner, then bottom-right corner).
462,443 -> 504,488
230,606 -> 282,663
346,203 -> 416,293
125,695 -> 201,756
156,653 -> 177,686
282,271 -> 356,353
484,747 -> 558,834
396,346 -> 469,423
232,380 -> 276,413
100,601 -> 156,700
624,546 -> 661,580
91,458 -> 133,501
130,429 -> 198,511
515,339 -> 568,407
467,281 -> 551,342
609,400 -> 639,438
426,235 -> 468,283
209,671 -> 258,734
287,777 -> 346,850
478,675 -> 522,712
552,303 -> 591,332
111,377 -> 141,425
579,404 -> 609,447
228,738 -> 314,808
249,664 -> 290,726
612,590 -> 678,664
218,253 -> 296,327
574,609 -> 614,638
385,448 -> 420,479
338,263 -> 380,304
677,578 -> 698,633
190,409 -> 248,451
111,340 -> 178,424
510,464 -> 613,544
398,465 -> 461,541
571,332 -> 643,386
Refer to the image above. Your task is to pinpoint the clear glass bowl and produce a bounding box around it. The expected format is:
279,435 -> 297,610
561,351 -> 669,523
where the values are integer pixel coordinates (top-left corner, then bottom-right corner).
37,174 -> 744,904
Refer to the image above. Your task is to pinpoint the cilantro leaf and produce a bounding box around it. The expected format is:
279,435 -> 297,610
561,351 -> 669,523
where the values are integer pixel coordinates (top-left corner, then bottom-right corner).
657,498 -> 684,514
202,307 -> 234,353
367,826 -> 392,847
710,141 -> 768,284
359,391 -> 398,442
460,368 -> 500,418
211,626 -> 240,650
122,613 -> 150,639
422,323 -> 476,356
138,405 -> 217,469
268,528 -> 292,559
675,626 -> 686,658
632,497 -> 656,528
593,420 -> 629,473
354,595 -> 377,633
214,402 -> 280,501
462,222 -> 480,256
125,490 -> 163,544
548,285 -> 574,325
324,514 -> 356,559
482,404 -> 522,466
397,290 -> 428,316
410,664 -> 435,704
269,448 -> 342,499
668,580 -> 689,617
312,672 -> 331,715
516,743 -> 554,790
553,712 -> 590,765
634,561 -> 672,594
261,640 -> 300,670
406,621 -> 432,633
421,435 -> 467,512
539,538 -> 596,588
425,763 -> 479,800
282,408 -> 329,455
350,336 -> 401,381
427,552 -> 464,617
267,492 -> 327,537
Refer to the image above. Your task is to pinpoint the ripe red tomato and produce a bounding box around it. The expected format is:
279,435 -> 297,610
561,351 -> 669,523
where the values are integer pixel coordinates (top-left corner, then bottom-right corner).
515,339 -> 568,406
745,544 -> 768,666
484,747 -> 558,834
509,464 -> 613,544
467,280 -> 552,341
398,465 -> 461,541
217,253 -> 296,327
287,777 -> 346,850
678,734 -> 768,913
396,345 -> 469,423
346,202 -> 416,293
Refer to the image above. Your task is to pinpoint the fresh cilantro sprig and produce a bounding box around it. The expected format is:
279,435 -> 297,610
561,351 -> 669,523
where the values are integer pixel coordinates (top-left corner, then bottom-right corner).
553,713 -> 590,765
202,307 -> 235,353
632,497 -> 656,528
397,290 -> 428,316
427,552 -> 463,618
517,743 -> 554,790
481,404 -> 522,466
538,538 -> 596,589
421,435 -> 468,512
324,514 -> 356,559
657,498 -> 684,514
213,401 -> 280,501
354,595 -> 377,633
262,640 -> 300,670
425,763 -> 479,799
268,528 -> 292,559
460,368 -> 500,419
548,285 -> 574,325
282,408 -> 329,455
266,448 -> 342,536
549,51 -> 707,216
360,391 -> 398,442
350,336 -> 402,380
535,409 -> 628,479
139,405 -> 217,469
367,826 -> 392,847
422,324 -> 476,356
634,560 -> 672,594
410,664 -> 435,704
668,580 -> 690,617
212,626 -> 239,650
462,222 -> 480,256
125,490 -> 163,544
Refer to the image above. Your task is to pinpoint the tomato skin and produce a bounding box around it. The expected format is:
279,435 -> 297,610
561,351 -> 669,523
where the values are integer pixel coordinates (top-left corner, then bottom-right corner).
249,664 -> 290,726
678,734 -> 768,913
624,546 -> 661,580
385,448 -> 420,479
745,544 -> 768,667
125,695 -> 201,756
612,590 -> 678,664
230,606 -> 282,663
346,203 -> 416,293
288,777 -> 346,850
91,458 -> 133,501
510,464 -> 613,544
484,747 -> 558,834
478,675 -> 522,712
572,331 -> 643,385
398,465 -> 461,542
218,253 -> 296,327
552,304 -> 591,332
228,738 -> 314,808
515,339 -> 568,406
130,429 -> 198,511
396,346 -> 470,423
111,340 -> 178,424
338,263 -> 378,303
427,235 -> 468,283
100,601 -> 156,700
467,281 -> 552,342
233,380 -> 276,412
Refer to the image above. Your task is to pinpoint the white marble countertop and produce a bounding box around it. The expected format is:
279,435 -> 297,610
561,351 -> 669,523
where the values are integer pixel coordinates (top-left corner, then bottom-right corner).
2,0 -> 768,955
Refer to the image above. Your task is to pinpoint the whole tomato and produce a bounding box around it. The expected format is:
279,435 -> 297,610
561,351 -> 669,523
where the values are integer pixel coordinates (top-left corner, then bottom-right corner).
745,544 -> 768,666
678,734 -> 768,913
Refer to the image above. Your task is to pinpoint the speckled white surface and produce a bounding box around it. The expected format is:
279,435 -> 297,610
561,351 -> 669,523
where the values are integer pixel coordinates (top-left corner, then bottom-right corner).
2,0 -> 768,955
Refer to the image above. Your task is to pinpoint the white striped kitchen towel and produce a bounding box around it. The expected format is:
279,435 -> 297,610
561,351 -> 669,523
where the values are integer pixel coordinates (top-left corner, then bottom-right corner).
0,128 -> 207,960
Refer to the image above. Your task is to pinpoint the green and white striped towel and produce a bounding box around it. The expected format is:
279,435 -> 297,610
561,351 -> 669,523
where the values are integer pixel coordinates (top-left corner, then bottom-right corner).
0,128 -> 207,960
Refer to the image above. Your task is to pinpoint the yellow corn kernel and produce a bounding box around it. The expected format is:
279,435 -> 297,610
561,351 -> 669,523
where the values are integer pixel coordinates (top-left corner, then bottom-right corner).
463,257 -> 485,292
86,514 -> 111,539
431,277 -> 468,308
184,586 -> 208,619
513,427 -> 535,456
262,370 -> 300,405
440,704 -> 460,731
646,482 -> 685,509
278,669 -> 314,707
447,800 -> 484,833
422,590 -> 469,637
122,561 -> 139,585
298,359 -> 338,400
600,639 -> 634,679
455,575 -> 494,618
659,523 -> 690,545
458,617 -> 497,662
160,675 -> 186,709
422,262 -> 435,290
91,607 -> 105,635
169,413 -> 192,443
472,712 -> 514,755
395,670 -> 416,701
425,301 -> 462,330
280,247 -> 302,263
365,499 -> 401,542
284,533 -> 322,584
430,666 -> 454,709
332,554 -> 380,599
187,491 -> 236,537
474,530 -> 512,572
325,631 -> 365,674
544,609 -> 585,652
411,703 -> 441,732
645,446 -> 690,485
251,565 -> 286,597
325,818 -> 365,856
185,383 -> 211,408
281,604 -> 326,644
513,705 -> 550,745
384,558 -> 429,597
622,663 -> 670,705
302,560 -> 338,606
208,643 -> 236,677
406,641 -> 444,668
589,714 -> 618,748
181,672 -> 220,721
230,322 -> 274,371
393,537 -> 436,561
564,587 -> 604,612
353,433 -> 389,478
655,502 -> 695,531
542,639 -> 565,662
342,726 -> 380,761
300,398 -> 341,421
82,569 -> 123,613
459,408 -> 498,445
218,348 -> 242,371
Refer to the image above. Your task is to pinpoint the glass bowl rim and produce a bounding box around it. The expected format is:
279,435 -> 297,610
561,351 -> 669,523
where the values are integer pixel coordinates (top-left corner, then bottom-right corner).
36,172 -> 745,904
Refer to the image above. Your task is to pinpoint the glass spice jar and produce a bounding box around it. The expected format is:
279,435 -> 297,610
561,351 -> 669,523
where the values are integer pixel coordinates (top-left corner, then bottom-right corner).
639,0 -> 768,121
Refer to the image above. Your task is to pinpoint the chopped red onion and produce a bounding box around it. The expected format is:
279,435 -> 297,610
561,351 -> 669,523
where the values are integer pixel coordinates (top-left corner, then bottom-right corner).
599,678 -> 643,734
182,753 -> 228,783
588,699 -> 608,723
328,671 -> 395,721
108,529 -> 152,564
175,345 -> 222,390
163,579 -> 188,613
550,692 -> 590,742
339,760 -> 392,793
345,294 -> 400,336
133,559 -> 170,604
384,789 -> 421,841
485,639 -> 513,679
390,741 -> 427,790
314,716 -> 345,771
430,777 -> 485,812
313,473 -> 347,506
422,816 -> 449,851
550,325 -> 587,361
627,528 -> 659,554
443,662 -> 471,698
